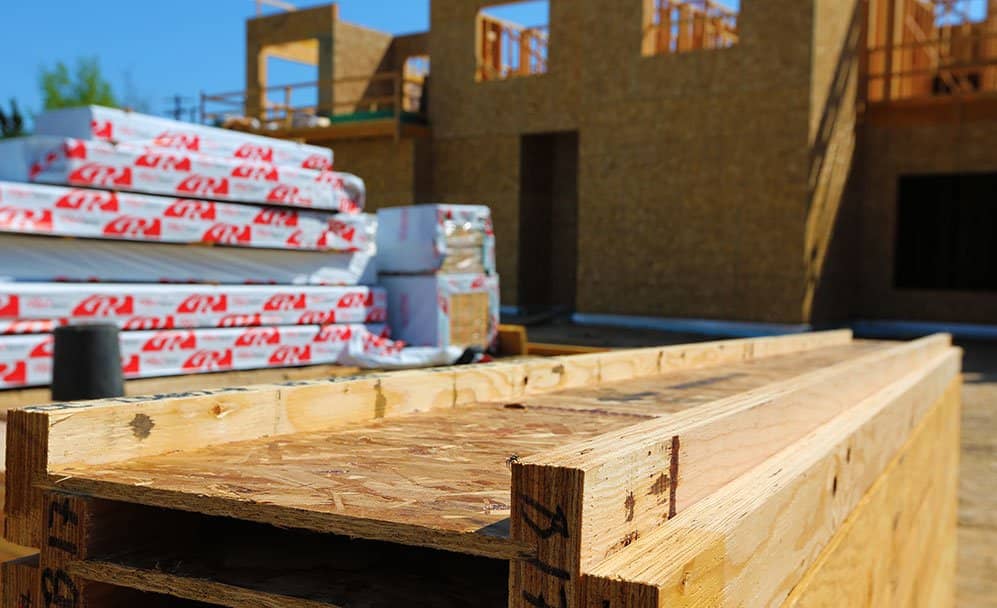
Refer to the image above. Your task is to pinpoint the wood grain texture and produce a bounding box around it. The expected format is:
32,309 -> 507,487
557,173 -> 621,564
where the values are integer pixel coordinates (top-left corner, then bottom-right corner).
1,554 -> 38,608
5,331 -> 853,548
783,377 -> 960,608
581,349 -> 960,608
510,335 -> 950,606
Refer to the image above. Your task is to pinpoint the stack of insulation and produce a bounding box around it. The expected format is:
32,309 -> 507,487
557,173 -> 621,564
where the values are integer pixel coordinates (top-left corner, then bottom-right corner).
377,205 -> 500,350
0,106 -> 399,389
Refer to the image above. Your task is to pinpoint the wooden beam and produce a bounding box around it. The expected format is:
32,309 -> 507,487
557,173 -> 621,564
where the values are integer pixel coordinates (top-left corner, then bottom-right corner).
508,334 -> 951,607
497,324 -> 529,356
582,349 -> 960,607
4,332 -> 852,548
1,553 -> 38,608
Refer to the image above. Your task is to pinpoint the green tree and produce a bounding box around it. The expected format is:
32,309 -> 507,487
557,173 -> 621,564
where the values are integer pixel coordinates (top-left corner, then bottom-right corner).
39,57 -> 117,110
0,99 -> 26,138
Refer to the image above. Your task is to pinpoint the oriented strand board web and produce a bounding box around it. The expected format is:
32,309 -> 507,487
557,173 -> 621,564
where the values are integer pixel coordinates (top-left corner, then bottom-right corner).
47,341 -> 884,559
449,291 -> 490,347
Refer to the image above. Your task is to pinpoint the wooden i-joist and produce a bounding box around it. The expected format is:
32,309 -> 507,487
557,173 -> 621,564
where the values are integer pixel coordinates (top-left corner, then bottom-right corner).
1,330 -> 961,607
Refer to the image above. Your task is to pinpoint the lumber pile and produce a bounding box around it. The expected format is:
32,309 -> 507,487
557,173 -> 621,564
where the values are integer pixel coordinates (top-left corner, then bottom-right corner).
1,330 -> 961,607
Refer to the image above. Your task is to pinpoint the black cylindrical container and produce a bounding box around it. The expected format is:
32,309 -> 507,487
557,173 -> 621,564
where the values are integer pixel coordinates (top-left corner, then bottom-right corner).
51,324 -> 124,401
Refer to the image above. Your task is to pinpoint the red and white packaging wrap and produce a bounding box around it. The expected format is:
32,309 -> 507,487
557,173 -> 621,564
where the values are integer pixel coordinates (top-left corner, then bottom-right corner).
379,273 -> 500,349
0,181 -> 372,252
0,137 -> 364,213
0,233 -> 377,286
377,204 -> 496,274
35,106 -> 334,170
0,283 -> 387,334
0,324 -> 391,389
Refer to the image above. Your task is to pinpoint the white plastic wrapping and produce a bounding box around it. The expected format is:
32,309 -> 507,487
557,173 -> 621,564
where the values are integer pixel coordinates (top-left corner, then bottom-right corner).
0,233 -> 377,286
0,181 -> 370,251
379,273 -> 500,348
35,106 -> 334,170
377,204 -> 496,274
0,283 -> 386,333
0,137 -> 364,212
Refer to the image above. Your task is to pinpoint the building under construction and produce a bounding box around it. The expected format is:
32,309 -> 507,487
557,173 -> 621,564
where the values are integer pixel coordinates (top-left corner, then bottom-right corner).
203,0 -> 997,325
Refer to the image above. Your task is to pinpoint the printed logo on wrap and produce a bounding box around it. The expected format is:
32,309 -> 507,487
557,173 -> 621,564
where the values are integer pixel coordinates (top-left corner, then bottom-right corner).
122,316 -> 176,330
91,120 -> 113,140
72,295 -> 135,317
336,292 -> 368,309
55,189 -> 120,212
153,132 -> 201,152
142,330 -> 197,352
68,164 -> 133,187
0,361 -> 27,384
202,223 -> 251,245
103,216 -> 162,239
264,293 -> 307,312
231,165 -> 279,182
135,152 -> 193,172
219,313 -> 262,328
0,295 -> 20,318
301,154 -> 332,171
254,208 -> 298,227
234,144 -> 274,164
182,349 -> 233,371
122,354 -> 141,375
266,185 -> 311,206
3,320 -> 55,335
176,175 -> 229,197
327,219 -> 356,245
30,337 -> 54,358
176,295 -> 228,314
314,325 -> 352,343
269,344 -> 311,365
235,326 -> 281,347
298,310 -> 336,325
165,199 -> 217,220
0,207 -> 54,232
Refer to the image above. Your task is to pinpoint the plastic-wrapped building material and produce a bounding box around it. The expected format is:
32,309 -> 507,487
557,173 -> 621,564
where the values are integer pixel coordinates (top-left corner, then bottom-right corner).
35,105 -> 334,170
377,204 -> 496,274
0,283 -> 386,333
0,137 -> 364,212
0,233 -> 377,286
0,181 -> 371,251
379,273 -> 500,349
0,323 -> 388,389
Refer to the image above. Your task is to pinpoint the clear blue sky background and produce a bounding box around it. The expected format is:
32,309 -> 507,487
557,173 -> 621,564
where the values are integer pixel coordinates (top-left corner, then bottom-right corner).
0,0 -> 760,124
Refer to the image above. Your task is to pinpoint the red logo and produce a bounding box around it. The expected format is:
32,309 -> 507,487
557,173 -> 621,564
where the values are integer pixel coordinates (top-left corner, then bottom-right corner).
339,198 -> 360,213
176,294 -> 227,314
30,337 -> 54,358
0,295 -> 20,317
314,172 -> 344,187
218,313 -> 262,327
63,140 -> 88,159
471,276 -> 487,289
142,331 -> 197,352
121,354 -> 140,375
327,219 -> 356,244
71,295 -> 135,317
91,120 -> 113,140
176,175 -> 229,197
0,361 -> 26,384
235,326 -> 281,347
0,207 -> 54,231
285,230 -> 306,249
103,216 -> 162,238
314,325 -> 352,342
202,223 -> 251,245
231,164 -> 279,182
135,152 -> 192,172
234,144 -> 274,163
153,132 -> 201,151
182,349 -> 233,371
298,310 -> 336,325
301,154 -> 332,171
122,316 -> 175,330
263,293 -> 307,312
165,199 -> 216,220
253,208 -> 298,227
366,309 -> 387,322
67,164 -> 133,187
55,189 -> 120,212
268,344 -> 311,365
266,185 -> 310,206
3,319 -> 55,334
336,292 -> 367,309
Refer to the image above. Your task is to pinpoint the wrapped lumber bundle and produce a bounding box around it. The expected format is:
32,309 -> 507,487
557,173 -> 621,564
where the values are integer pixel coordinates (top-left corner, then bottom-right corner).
0,332 -> 962,607
377,204 -> 500,351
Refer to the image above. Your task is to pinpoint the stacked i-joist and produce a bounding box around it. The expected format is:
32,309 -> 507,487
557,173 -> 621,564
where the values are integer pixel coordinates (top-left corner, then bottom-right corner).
1,330 -> 961,606
0,106 -> 398,389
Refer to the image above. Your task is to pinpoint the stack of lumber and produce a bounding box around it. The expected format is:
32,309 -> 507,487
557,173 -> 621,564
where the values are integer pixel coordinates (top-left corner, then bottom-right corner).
0,106 -> 406,388
0,330 -> 961,606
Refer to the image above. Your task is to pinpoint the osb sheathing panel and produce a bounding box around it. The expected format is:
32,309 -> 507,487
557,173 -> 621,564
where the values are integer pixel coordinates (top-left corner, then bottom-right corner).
332,138 -> 418,212
428,0 -> 819,322
853,120 -> 997,323
333,21 -> 393,113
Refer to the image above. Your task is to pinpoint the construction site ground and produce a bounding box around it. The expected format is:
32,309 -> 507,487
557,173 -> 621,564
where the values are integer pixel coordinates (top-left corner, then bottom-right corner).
524,321 -> 997,608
